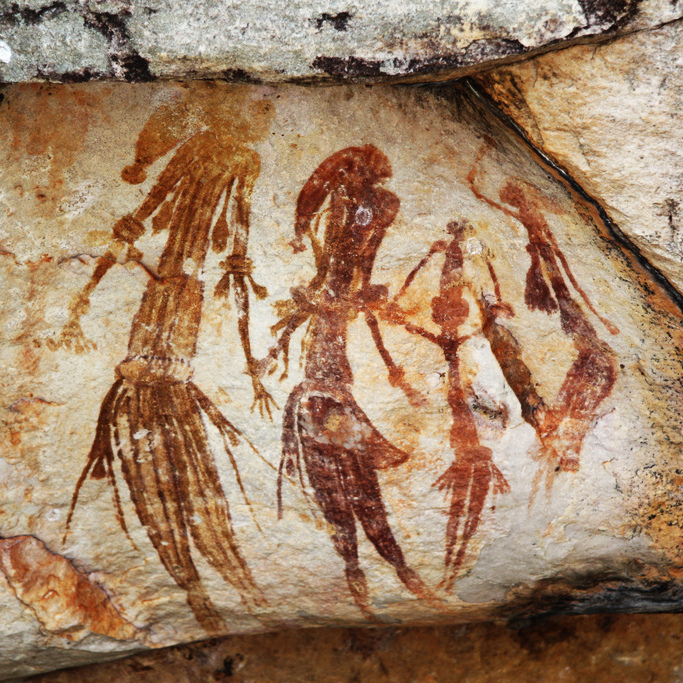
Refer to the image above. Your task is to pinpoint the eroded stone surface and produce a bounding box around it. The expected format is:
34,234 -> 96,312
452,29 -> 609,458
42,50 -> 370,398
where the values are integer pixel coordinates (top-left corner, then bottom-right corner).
1,81 -> 683,678
0,535 -> 138,641
0,0 -> 681,83
475,19 -> 683,295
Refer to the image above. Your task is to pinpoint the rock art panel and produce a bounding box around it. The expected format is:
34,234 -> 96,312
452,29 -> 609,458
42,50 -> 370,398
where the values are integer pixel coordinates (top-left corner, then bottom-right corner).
1,81 -> 683,677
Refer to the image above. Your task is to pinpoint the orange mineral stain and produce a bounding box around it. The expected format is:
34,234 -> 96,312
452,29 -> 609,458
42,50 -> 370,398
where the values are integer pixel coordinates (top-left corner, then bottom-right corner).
0,535 -> 137,641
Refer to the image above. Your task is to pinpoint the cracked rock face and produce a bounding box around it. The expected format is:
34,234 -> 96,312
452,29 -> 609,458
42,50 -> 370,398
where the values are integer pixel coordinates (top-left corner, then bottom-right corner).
0,0 -> 682,83
1,80 -> 683,678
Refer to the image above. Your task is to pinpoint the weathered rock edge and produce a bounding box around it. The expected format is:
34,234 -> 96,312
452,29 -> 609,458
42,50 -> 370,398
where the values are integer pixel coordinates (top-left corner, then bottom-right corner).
0,0 -> 681,84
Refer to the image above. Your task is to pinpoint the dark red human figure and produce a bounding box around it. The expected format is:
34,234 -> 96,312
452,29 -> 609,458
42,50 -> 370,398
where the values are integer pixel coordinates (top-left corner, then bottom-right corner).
383,221 -> 510,589
468,145 -> 618,477
262,145 -> 434,617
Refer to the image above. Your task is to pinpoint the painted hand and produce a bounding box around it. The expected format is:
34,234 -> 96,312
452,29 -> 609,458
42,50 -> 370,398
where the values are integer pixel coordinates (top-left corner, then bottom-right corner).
47,318 -> 96,353
250,375 -> 278,421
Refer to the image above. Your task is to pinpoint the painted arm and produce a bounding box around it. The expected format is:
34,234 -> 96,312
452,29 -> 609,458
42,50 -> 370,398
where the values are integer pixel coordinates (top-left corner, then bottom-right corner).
216,153 -> 276,418
482,256 -> 514,319
466,140 -> 521,222
46,242 -> 127,353
214,154 -> 266,300
374,239 -> 447,344
260,286 -> 317,383
48,204 -> 156,354
397,239 -> 448,299
539,218 -> 619,335
362,308 -> 426,407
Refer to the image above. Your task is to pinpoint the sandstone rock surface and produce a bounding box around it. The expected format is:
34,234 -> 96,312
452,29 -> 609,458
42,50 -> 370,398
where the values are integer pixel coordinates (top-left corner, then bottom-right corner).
476,18 -> 683,297
0,0 -> 681,83
1,80 -> 683,678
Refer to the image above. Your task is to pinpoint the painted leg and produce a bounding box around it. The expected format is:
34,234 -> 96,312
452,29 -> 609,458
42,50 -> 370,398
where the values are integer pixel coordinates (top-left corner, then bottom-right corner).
343,449 -> 436,604
300,437 -> 373,618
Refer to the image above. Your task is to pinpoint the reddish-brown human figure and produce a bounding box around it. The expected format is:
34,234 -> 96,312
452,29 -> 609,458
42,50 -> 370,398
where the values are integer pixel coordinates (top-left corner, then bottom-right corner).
263,145 -> 434,617
468,144 -> 618,477
383,221 -> 510,589
49,97 -> 274,634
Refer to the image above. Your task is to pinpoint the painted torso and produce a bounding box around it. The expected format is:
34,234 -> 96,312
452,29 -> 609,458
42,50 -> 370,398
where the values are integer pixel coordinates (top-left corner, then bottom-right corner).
119,131 -> 258,382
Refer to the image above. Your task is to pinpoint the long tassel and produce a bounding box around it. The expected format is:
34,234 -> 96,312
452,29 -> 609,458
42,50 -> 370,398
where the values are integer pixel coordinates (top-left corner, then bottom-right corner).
435,448 -> 508,591
179,384 -> 267,608
67,376 -> 269,630
278,386 -> 302,518
138,381 -> 265,612
190,385 -> 256,516
63,379 -> 132,546
278,384 -> 318,519
116,382 -> 229,630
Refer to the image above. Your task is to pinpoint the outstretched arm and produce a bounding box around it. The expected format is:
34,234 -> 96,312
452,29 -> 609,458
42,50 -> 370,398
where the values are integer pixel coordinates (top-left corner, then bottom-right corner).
396,240 -> 448,299
260,293 -> 315,382
379,301 -> 440,346
539,219 -> 619,335
47,243 -> 124,353
466,140 -> 520,221
481,256 -> 515,319
47,217 -> 148,353
374,238 -> 446,344
49,187 -> 159,353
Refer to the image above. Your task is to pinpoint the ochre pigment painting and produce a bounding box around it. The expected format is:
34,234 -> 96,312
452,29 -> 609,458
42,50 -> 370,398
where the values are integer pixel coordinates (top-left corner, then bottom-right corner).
1,82 -> 683,665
